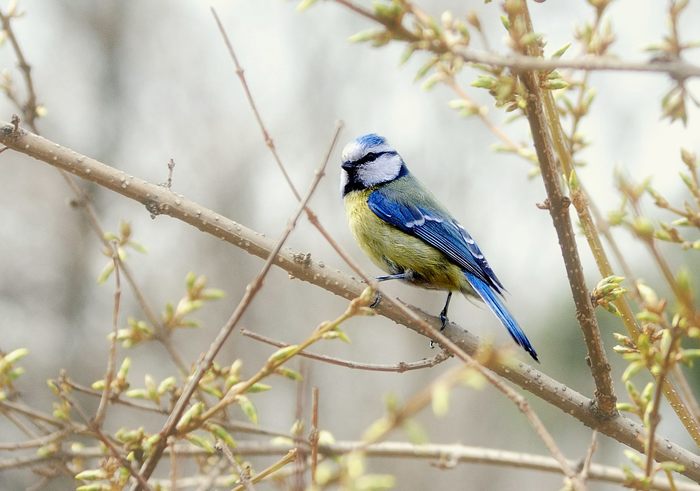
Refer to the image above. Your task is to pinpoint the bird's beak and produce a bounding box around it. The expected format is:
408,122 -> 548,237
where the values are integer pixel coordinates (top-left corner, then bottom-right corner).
341,161 -> 353,171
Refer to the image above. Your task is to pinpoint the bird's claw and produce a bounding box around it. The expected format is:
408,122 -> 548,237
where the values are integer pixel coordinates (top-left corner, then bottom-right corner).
370,291 -> 382,309
439,313 -> 449,331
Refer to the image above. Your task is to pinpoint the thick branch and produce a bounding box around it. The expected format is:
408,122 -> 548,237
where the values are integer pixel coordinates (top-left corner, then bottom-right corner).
508,5 -> 617,419
2,123 -> 700,482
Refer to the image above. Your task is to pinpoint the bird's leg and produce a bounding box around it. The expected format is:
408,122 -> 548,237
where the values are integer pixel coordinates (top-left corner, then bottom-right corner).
439,291 -> 453,331
429,292 -> 453,349
371,272 -> 412,308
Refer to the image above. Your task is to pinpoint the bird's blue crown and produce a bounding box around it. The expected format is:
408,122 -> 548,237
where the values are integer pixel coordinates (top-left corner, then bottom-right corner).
357,133 -> 386,147
341,133 -> 393,164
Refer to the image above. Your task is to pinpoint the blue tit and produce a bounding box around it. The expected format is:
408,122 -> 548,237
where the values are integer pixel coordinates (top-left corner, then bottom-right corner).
340,133 -> 538,361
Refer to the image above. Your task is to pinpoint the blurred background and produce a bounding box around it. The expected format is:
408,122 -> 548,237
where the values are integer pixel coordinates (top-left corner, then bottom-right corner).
1,0 -> 700,489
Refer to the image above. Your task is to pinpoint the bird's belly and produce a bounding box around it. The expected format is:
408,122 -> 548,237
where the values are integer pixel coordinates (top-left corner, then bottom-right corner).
344,191 -> 466,291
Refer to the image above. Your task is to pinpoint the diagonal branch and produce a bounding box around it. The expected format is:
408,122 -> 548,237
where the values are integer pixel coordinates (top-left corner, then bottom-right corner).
1,122 -> 699,482
132,122 -> 343,485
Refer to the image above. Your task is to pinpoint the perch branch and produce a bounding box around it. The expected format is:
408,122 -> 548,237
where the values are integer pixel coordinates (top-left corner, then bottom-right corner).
1,123 -> 700,482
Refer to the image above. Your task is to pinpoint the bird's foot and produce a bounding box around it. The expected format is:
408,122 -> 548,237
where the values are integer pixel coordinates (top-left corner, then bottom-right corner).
430,310 -> 450,349
370,291 -> 382,309
439,312 -> 449,331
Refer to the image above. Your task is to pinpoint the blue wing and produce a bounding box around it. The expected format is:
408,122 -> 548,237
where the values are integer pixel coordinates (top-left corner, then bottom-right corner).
367,187 -> 504,293
368,185 -> 540,362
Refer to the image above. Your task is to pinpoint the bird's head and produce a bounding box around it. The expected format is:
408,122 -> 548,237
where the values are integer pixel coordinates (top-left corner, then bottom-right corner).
340,133 -> 408,196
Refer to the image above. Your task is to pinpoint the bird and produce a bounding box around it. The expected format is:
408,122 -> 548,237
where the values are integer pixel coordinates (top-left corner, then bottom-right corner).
340,133 -> 538,361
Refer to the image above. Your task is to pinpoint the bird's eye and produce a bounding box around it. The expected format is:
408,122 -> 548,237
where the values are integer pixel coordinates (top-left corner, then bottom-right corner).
356,152 -> 382,166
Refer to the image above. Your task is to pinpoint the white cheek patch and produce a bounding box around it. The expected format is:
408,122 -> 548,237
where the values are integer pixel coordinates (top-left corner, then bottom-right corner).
356,154 -> 403,187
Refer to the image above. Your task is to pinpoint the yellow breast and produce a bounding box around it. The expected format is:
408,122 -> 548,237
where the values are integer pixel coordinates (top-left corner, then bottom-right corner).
343,190 -> 467,292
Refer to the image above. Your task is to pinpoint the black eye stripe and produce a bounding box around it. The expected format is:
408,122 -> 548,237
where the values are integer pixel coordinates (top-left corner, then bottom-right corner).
353,150 -> 395,167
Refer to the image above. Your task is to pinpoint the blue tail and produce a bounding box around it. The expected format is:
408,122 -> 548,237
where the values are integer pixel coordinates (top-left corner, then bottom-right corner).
465,272 -> 538,362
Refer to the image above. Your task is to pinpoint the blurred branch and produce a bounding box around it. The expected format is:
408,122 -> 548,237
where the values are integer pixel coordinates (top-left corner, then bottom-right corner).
310,387 -> 320,486
0,3 -> 189,376
578,430 -> 598,485
232,449 -> 297,491
240,328 -> 451,372
212,7 -> 301,201
4,440 -> 699,491
645,326 -> 684,480
2,123 -> 700,482
93,241 -> 122,426
134,123 -> 344,485
0,7 -> 39,132
332,0 -> 700,80
0,429 -> 71,450
55,382 -> 152,490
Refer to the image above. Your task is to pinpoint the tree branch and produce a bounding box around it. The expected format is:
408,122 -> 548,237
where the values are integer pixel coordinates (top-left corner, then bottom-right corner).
4,441 -> 698,491
240,328 -> 451,372
2,122 -> 699,481
506,1 -> 617,418
133,123 -> 343,484
332,0 -> 700,80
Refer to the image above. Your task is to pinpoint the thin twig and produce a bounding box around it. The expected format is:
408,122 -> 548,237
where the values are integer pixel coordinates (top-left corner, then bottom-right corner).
64,379 -> 167,414
232,449 -> 298,491
310,387 -> 320,487
646,328 -> 683,479
241,328 -> 450,372
169,442 -> 178,491
0,400 -> 64,428
57,384 -> 153,491
293,361 -> 307,491
63,377 -> 295,440
218,442 -> 255,491
0,8 -> 39,132
193,458 -> 227,491
211,7 -> 300,201
0,6 -> 189,376
94,240 -> 122,426
443,76 -> 531,161
0,429 -> 71,450
579,430 -> 598,483
332,0 -> 700,80
134,123 -> 344,486
0,407 -> 41,440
